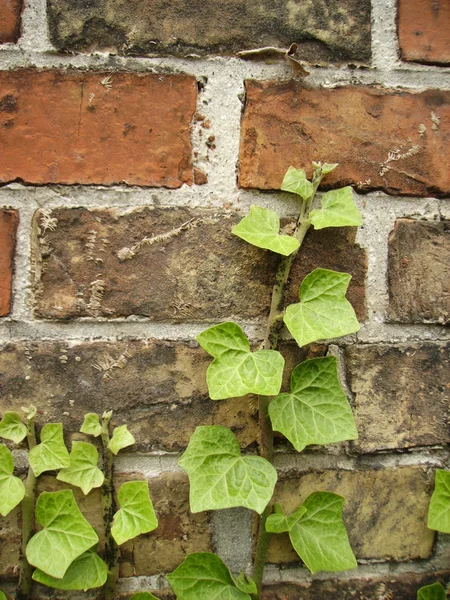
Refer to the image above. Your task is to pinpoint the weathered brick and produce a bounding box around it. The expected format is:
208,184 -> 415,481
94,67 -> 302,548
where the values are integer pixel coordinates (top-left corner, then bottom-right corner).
388,220 -> 450,324
0,70 -> 196,187
398,0 -> 450,65
0,505 -> 21,579
239,82 -> 450,197
267,465 -> 435,563
32,207 -> 366,321
345,343 -> 450,453
47,0 -> 371,62
0,0 -> 22,43
0,209 -> 18,316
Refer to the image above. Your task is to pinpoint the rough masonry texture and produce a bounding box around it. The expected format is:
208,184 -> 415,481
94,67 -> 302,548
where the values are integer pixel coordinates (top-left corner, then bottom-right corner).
0,0 -> 22,43
0,209 -> 18,316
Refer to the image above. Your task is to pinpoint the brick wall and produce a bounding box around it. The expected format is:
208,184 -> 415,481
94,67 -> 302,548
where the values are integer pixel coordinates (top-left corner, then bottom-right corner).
0,0 -> 449,598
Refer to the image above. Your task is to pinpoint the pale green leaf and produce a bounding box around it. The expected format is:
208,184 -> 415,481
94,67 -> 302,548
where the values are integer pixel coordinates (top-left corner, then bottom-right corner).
268,357 -> 358,452
417,582 -> 446,600
232,205 -> 299,256
232,573 -> 257,596
32,548 -> 107,591
266,504 -> 307,534
108,425 -> 135,455
111,481 -> 158,546
179,426 -> 277,514
0,591 -> 6,600
284,269 -> 360,347
28,423 -> 70,477
310,187 -> 362,230
130,594 -> 161,600
26,490 -> 99,579
281,166 -> 313,200
197,323 -> 284,400
80,413 -> 102,437
0,444 -> 25,516
321,163 -> 339,175
57,441 -> 105,495
22,404 -> 37,421
428,470 -> 450,533
167,553 -> 251,600
0,412 -> 28,444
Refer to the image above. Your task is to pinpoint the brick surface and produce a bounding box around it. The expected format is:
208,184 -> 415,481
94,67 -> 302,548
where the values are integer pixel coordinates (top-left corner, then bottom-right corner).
0,0 -> 22,43
239,82 -> 450,197
47,0 -> 371,62
267,465 -> 435,562
398,0 -> 450,65
32,207 -> 366,321
0,209 -> 18,316
0,70 -> 196,187
388,220 -> 450,324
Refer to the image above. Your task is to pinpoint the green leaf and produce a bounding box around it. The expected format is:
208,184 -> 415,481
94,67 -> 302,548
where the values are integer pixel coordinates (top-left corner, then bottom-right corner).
108,425 -> 135,455
80,413 -> 102,437
428,470 -> 450,533
232,573 -> 257,596
0,591 -> 7,600
130,594 -> 161,600
232,205 -> 299,256
321,163 -> 338,175
32,548 -> 107,591
28,423 -> 70,477
0,412 -> 28,443
284,269 -> 360,347
268,357 -> 358,452
111,481 -> 158,546
310,187 -> 362,230
417,583 -> 447,600
26,490 -> 99,579
0,444 -> 25,516
56,441 -> 105,495
281,166 -> 313,200
197,323 -> 284,400
179,426 -> 277,514
266,503 -> 307,534
167,553 -> 251,600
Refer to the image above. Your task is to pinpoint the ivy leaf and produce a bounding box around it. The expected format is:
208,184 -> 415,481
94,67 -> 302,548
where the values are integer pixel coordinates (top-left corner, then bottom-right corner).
232,572 -> 258,596
167,553 -> 251,600
417,583 -> 447,600
0,444 -> 25,516
197,322 -> 284,400
310,187 -> 362,230
0,592 -> 6,600
266,503 -> 307,534
321,163 -> 338,175
28,423 -> 70,477
26,490 -> 99,579
268,357 -> 358,452
130,594 -> 161,600
232,205 -> 300,256
80,413 -> 102,437
111,481 -> 158,546
428,470 -> 450,533
281,166 -> 313,200
56,441 -> 105,495
32,548 -> 107,591
179,426 -> 277,514
108,425 -> 135,455
0,412 -> 28,444
284,269 -> 360,347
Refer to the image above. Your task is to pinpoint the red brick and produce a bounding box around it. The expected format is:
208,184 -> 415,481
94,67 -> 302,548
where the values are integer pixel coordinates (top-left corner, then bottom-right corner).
398,0 -> 450,65
239,82 -> 450,197
0,70 -> 196,187
0,209 -> 18,316
0,0 -> 22,43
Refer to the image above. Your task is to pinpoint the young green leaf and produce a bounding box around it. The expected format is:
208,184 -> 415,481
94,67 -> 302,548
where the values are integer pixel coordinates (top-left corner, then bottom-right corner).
130,594 -> 161,600
80,413 -> 102,437
310,187 -> 362,230
179,426 -> 277,514
26,490 -> 99,579
32,548 -> 107,591
284,269 -> 360,347
428,469 -> 450,533
0,591 -> 6,600
232,572 -> 258,595
281,166 -> 313,200
321,163 -> 339,175
57,441 -> 105,495
266,503 -> 307,534
417,582 -> 447,600
108,425 -> 135,455
197,322 -> 284,400
167,553 -> 251,600
0,444 -> 25,516
0,412 -> 28,444
28,423 -> 70,477
232,205 -> 300,256
111,481 -> 158,545
268,357 -> 358,452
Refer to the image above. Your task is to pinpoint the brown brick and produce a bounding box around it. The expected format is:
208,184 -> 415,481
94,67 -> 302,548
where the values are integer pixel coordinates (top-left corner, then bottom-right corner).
47,0 -> 371,62
0,70 -> 196,187
0,506 -> 21,579
267,465 -> 435,563
239,82 -> 450,197
388,220 -> 450,324
32,207 -> 366,321
0,0 -> 22,43
398,0 -> 450,65
345,343 -> 450,453
0,209 -> 18,316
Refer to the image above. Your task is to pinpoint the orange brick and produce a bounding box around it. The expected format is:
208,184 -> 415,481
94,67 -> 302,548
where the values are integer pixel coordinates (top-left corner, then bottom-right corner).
0,209 -> 18,316
0,0 -> 22,43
